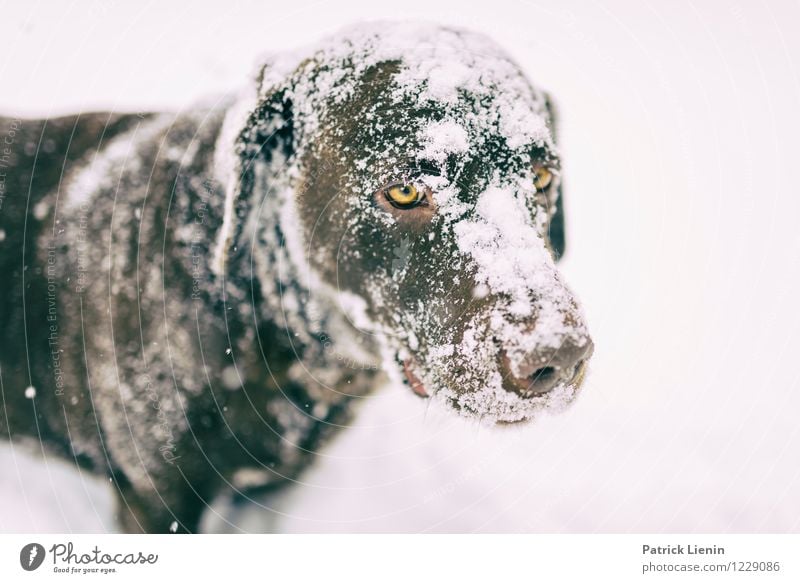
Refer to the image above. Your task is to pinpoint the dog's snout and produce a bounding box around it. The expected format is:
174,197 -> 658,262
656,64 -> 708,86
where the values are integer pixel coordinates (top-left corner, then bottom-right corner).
500,337 -> 594,398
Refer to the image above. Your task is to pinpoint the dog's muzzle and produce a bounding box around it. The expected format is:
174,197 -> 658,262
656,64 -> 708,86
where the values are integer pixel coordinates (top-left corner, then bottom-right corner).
402,333 -> 593,401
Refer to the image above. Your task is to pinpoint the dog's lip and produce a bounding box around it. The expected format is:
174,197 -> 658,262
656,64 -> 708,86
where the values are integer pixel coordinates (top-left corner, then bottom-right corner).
402,358 -> 429,398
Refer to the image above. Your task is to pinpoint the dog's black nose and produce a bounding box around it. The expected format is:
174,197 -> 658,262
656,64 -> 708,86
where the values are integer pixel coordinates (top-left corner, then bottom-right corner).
500,337 -> 594,397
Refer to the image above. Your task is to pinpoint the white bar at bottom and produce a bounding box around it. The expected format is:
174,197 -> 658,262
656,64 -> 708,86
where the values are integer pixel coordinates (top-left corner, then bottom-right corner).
0,534 -> 797,582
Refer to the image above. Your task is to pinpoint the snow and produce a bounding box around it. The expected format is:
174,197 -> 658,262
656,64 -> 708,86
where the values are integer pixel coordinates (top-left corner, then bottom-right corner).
420,120 -> 470,164
32,201 -> 49,221
64,116 -> 169,209
454,186 -> 553,315
1,1 -> 800,534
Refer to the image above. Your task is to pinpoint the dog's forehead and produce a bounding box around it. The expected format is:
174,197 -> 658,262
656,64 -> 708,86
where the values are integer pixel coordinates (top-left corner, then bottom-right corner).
272,22 -> 555,164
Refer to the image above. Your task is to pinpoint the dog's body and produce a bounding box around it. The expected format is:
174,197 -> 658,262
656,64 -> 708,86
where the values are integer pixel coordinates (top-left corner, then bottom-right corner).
0,23 -> 592,533
0,110 -> 372,532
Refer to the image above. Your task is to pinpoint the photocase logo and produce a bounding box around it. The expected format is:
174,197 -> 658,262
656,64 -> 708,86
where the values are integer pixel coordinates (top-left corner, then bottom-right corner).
19,543 -> 46,571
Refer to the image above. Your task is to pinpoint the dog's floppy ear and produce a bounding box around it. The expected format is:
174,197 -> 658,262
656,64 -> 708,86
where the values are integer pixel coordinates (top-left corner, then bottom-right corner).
543,93 -> 566,261
241,63 -> 296,163
211,64 -> 296,277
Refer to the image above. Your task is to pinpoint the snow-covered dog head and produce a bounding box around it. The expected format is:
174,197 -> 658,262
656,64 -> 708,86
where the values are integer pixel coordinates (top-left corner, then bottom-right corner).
229,22 -> 593,424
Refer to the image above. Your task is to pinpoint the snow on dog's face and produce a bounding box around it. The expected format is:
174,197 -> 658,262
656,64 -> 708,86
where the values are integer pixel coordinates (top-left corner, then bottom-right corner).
243,22 -> 593,423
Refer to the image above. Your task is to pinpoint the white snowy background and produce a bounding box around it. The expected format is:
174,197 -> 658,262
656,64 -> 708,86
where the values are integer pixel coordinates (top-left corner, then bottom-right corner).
1,0 -> 799,533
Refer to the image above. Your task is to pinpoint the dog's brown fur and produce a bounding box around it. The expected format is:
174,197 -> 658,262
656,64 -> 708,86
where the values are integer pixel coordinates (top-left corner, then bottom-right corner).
0,23 -> 591,533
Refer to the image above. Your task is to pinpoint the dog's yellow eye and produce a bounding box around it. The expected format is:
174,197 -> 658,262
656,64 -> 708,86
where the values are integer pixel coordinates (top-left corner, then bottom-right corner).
533,167 -> 553,190
385,183 -> 422,208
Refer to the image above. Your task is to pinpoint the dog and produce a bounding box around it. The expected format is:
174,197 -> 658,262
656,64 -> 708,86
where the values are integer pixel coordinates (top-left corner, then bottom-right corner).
0,22 -> 593,533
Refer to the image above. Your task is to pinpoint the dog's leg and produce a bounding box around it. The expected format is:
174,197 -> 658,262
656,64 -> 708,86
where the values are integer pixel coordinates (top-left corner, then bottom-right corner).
111,470 -> 219,534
